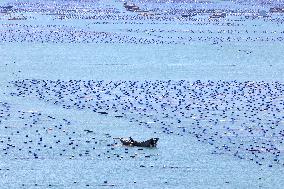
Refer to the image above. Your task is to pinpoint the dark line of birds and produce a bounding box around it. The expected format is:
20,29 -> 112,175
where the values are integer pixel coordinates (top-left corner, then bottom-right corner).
1,23 -> 283,45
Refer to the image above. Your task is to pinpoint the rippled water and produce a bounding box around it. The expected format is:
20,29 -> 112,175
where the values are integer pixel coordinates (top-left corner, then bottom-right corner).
1,42 -> 284,81
1,0 -> 284,188
0,43 -> 283,188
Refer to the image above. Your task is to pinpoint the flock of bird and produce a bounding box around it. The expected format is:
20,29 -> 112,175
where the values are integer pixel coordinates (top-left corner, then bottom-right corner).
0,0 -> 283,45
0,97 -> 158,161
0,0 -> 283,187
7,79 -> 284,167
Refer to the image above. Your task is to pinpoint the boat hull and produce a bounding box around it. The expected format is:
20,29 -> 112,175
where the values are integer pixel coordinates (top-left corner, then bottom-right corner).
120,138 -> 159,147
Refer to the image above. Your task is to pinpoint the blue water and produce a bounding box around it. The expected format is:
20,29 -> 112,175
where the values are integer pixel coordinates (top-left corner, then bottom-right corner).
1,43 -> 284,81
1,0 -> 284,188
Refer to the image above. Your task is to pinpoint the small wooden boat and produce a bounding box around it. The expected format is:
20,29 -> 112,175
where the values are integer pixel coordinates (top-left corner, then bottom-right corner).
270,7 -> 284,13
123,2 -> 140,12
98,111 -> 108,115
8,16 -> 27,20
120,137 -> 159,147
209,12 -> 226,19
0,5 -> 13,10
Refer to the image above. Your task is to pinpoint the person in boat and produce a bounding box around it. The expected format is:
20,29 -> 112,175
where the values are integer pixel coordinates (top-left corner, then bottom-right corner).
129,136 -> 134,143
149,138 -> 156,147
